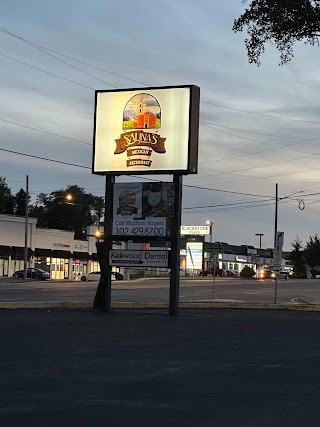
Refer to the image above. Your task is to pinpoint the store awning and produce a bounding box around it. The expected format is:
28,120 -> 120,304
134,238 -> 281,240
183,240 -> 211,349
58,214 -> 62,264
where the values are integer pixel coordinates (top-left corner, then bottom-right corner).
53,250 -> 73,259
12,246 -> 34,257
35,248 -> 55,257
0,245 -> 15,255
72,251 -> 91,260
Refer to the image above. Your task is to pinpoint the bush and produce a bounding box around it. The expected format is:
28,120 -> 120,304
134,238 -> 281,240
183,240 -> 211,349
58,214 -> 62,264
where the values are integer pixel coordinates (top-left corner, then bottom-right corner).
240,266 -> 255,278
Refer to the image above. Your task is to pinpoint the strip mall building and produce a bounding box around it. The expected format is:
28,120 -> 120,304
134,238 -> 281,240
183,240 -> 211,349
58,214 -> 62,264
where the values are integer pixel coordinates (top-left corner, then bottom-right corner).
0,214 -> 286,279
0,214 -> 112,280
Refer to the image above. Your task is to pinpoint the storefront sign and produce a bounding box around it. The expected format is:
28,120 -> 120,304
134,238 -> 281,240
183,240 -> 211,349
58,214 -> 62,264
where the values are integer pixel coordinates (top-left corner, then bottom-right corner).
186,242 -> 203,270
181,225 -> 210,235
112,217 -> 166,237
109,250 -> 168,267
93,85 -> 200,175
53,242 -> 70,248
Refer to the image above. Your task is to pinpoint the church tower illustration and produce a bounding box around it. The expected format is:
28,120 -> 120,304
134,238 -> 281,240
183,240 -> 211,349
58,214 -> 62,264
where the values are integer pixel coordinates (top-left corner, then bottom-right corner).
122,93 -> 161,130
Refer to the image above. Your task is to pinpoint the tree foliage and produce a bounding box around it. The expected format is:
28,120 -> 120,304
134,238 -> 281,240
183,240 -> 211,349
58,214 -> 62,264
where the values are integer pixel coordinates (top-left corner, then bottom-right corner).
304,234 -> 320,268
29,185 -> 104,239
290,237 -> 307,278
233,1 -> 320,65
0,177 -> 15,214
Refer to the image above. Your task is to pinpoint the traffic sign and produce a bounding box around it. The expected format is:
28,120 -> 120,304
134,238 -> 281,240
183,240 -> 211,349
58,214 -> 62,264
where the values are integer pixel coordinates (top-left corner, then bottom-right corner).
275,231 -> 284,249
207,248 -> 222,254
109,250 -> 169,268
273,248 -> 282,271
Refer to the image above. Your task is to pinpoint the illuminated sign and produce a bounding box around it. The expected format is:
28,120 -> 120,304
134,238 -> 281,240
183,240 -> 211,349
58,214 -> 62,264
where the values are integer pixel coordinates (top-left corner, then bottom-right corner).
93,85 -> 200,175
186,242 -> 203,270
181,225 -> 211,235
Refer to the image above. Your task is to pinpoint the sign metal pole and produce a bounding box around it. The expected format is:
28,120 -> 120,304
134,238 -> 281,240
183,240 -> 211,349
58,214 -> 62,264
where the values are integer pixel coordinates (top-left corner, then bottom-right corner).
169,175 -> 183,316
274,183 -> 278,304
93,175 -> 114,311
213,253 -> 216,300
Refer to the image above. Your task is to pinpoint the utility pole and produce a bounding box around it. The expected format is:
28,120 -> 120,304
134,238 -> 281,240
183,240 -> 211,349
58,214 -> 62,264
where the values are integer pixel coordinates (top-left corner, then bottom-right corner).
23,175 -> 29,282
274,183 -> 278,304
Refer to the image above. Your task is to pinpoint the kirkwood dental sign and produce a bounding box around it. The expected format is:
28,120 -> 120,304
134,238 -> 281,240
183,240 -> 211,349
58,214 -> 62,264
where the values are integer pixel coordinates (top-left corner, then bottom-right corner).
92,85 -> 200,175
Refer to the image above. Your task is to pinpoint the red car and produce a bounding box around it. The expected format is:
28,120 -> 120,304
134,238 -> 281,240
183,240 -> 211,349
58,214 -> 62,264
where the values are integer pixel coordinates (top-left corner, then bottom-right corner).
226,270 -> 238,277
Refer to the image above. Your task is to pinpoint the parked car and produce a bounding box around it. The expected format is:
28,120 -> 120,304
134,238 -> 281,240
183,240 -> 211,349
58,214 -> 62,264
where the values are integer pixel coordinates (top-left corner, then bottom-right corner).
311,269 -> 320,278
199,268 -> 226,277
226,270 -> 238,277
180,269 -> 196,277
80,271 -> 123,281
13,268 -> 50,281
277,270 -> 289,280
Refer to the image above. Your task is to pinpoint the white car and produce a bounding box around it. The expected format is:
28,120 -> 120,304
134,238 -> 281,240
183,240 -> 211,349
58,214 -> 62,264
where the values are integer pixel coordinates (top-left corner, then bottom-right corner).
80,271 -> 123,281
179,269 -> 196,277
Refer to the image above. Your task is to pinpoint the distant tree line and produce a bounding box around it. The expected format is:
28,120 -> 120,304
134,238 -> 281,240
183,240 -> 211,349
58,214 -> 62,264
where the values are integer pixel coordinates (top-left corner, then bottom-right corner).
0,176 -> 104,239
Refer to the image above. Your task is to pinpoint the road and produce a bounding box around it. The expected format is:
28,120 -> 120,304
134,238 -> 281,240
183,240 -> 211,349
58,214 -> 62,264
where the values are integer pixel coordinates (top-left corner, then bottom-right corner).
2,308 -> 320,425
1,277 -> 320,305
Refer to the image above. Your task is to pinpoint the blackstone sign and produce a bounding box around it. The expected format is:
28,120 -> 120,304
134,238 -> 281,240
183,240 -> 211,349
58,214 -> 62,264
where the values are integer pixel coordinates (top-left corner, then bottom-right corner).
92,85 -> 200,175
180,225 -> 211,235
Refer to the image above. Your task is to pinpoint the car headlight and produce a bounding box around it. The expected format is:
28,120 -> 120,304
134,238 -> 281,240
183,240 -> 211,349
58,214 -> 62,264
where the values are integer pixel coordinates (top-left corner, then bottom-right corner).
271,273 -> 276,278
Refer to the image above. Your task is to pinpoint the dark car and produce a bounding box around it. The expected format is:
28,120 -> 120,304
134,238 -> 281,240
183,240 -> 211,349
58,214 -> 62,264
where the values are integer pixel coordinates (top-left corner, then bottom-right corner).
13,268 -> 50,281
226,270 -> 238,277
199,268 -> 225,277
257,269 -> 276,280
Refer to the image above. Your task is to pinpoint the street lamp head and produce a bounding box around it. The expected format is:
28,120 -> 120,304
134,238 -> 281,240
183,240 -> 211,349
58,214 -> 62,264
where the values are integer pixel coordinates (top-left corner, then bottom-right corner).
66,194 -> 73,202
206,220 -> 213,226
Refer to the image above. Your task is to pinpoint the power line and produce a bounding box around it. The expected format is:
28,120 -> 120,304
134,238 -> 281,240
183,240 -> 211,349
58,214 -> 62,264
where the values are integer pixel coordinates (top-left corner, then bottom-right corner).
0,117 -> 91,146
201,122 -> 320,156
2,25 -> 320,128
201,100 -> 320,124
0,51 -> 95,90
0,26 -> 147,86
0,28 -> 117,89
0,147 -> 91,169
183,198 -> 273,210
200,121 -> 308,140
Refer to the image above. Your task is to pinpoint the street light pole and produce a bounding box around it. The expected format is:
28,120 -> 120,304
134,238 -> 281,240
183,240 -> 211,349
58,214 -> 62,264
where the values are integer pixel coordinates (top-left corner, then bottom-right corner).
206,220 -> 215,299
23,175 -> 29,282
255,233 -> 264,249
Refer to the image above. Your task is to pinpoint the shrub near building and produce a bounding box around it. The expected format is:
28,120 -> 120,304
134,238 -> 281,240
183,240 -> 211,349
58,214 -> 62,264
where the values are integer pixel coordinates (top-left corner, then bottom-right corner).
240,266 -> 255,278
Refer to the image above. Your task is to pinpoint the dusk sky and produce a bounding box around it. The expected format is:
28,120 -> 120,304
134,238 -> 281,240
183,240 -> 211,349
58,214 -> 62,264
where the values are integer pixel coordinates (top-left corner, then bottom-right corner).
1,0 -> 320,250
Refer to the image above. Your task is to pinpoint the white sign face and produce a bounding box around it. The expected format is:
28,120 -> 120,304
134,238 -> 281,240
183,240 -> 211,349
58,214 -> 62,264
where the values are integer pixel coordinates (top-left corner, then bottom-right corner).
273,248 -> 282,271
110,250 -> 168,267
275,231 -> 284,249
186,242 -> 203,270
113,217 -> 166,237
93,86 -> 199,174
113,182 -> 175,218
181,225 -> 211,235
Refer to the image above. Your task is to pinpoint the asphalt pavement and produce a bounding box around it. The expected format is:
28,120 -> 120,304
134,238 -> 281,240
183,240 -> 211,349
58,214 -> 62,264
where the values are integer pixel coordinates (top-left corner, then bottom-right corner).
1,308 -> 320,426
1,277 -> 320,306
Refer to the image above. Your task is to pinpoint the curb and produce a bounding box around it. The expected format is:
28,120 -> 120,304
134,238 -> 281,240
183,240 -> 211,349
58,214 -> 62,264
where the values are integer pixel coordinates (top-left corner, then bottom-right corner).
1,301 -> 320,311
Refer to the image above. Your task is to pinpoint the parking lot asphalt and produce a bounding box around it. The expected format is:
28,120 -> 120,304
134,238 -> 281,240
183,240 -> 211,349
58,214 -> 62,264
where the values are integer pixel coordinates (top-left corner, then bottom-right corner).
1,308 -> 320,426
